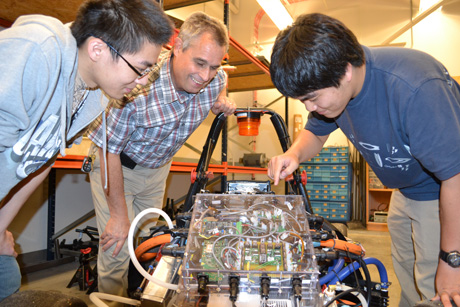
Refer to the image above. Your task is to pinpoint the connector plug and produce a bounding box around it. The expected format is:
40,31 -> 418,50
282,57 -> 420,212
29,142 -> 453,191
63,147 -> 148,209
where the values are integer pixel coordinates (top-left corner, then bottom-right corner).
197,274 -> 209,295
161,246 -> 186,257
260,276 -> 271,300
292,276 -> 302,299
229,275 -> 240,302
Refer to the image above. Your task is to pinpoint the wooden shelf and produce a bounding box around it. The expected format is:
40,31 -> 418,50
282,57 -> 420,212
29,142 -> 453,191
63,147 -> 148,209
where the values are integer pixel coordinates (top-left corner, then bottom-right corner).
366,164 -> 392,231
366,222 -> 389,232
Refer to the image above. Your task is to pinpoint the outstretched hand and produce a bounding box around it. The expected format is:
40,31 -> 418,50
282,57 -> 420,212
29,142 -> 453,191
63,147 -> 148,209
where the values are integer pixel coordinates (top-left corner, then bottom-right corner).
267,153 -> 300,185
211,95 -> 236,116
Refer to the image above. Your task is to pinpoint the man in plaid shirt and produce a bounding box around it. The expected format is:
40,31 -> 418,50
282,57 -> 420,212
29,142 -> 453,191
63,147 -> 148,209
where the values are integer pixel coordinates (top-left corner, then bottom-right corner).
86,12 -> 235,300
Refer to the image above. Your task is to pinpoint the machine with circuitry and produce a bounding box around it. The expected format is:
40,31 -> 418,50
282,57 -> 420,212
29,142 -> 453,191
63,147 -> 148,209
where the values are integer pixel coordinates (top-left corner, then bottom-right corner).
134,191 -> 390,307
174,193 -> 321,306
90,110 -> 391,307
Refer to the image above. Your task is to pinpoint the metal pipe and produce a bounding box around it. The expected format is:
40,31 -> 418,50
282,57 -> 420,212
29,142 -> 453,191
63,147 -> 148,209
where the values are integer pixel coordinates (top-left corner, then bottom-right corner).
380,0 -> 451,45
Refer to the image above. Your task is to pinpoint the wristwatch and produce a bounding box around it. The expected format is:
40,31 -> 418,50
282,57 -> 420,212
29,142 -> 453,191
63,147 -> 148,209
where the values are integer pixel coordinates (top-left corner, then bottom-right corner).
439,249 -> 460,268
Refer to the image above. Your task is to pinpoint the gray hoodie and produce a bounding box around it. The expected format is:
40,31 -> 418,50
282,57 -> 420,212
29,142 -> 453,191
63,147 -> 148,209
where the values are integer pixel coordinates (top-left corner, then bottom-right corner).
0,15 -> 108,200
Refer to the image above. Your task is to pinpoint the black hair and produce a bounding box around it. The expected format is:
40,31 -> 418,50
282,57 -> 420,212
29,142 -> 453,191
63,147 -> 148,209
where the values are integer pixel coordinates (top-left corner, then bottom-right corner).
70,0 -> 174,55
270,13 -> 364,98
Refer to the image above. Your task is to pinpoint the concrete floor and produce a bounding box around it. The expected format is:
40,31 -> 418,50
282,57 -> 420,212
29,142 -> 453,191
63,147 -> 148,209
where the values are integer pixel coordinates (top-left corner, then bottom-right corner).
20,260 -> 96,306
17,228 -> 400,307
348,228 -> 401,306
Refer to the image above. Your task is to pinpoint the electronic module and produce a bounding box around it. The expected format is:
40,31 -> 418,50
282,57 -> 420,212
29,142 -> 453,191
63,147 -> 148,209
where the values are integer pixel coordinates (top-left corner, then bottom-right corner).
174,193 -> 321,307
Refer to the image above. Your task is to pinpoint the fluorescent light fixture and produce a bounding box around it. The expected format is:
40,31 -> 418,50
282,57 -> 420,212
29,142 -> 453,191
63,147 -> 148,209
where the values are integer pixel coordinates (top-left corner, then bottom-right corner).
256,0 -> 293,30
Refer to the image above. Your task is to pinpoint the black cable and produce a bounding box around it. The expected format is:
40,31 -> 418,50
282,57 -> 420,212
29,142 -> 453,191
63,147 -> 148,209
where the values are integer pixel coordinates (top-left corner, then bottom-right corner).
295,297 -> 301,307
357,257 -> 372,304
346,249 -> 363,294
324,287 -> 363,307
146,225 -> 168,239
344,250 -> 372,305
342,249 -> 372,305
377,202 -> 389,211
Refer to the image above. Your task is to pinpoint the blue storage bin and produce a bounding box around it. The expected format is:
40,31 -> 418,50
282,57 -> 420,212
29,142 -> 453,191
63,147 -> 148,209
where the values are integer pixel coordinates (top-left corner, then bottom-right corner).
302,147 -> 351,222
328,202 -> 348,210
330,194 -> 348,201
305,146 -> 348,163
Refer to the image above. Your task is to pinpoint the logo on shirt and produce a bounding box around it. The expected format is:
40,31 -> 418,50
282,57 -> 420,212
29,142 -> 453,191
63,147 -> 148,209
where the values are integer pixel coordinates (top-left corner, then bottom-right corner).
356,140 -> 412,171
11,111 -> 62,179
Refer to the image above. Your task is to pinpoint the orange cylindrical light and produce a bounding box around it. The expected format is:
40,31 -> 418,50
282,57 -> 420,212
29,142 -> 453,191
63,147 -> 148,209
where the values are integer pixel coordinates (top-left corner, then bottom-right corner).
237,112 -> 261,136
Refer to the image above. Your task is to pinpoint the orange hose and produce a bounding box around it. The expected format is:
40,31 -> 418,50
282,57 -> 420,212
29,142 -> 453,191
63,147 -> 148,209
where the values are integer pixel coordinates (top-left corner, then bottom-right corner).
135,234 -> 171,262
320,239 -> 365,256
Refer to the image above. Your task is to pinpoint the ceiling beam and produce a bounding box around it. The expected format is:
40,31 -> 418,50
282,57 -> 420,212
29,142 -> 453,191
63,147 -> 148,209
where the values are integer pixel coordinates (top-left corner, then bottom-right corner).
0,0 -> 212,25
163,0 -> 212,10
381,0 -> 453,45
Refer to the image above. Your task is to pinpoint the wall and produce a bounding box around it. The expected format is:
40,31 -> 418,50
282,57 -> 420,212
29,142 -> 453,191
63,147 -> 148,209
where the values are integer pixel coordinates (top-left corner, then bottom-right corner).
8,1 -> 460,254
174,1 -> 460,164
7,170 -> 96,254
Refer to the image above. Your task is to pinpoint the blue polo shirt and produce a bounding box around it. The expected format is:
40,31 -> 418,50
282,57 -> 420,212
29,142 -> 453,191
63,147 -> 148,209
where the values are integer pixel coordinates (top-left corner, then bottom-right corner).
306,46 -> 460,201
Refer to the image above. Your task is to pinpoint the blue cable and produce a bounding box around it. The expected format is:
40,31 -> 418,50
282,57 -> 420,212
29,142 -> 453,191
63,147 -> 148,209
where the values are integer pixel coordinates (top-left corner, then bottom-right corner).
328,257 -> 389,288
319,258 -> 346,285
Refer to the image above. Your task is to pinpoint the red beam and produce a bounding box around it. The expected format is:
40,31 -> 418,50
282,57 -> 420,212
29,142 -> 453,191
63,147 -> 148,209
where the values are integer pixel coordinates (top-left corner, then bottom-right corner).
53,155 -> 86,169
53,156 -> 268,175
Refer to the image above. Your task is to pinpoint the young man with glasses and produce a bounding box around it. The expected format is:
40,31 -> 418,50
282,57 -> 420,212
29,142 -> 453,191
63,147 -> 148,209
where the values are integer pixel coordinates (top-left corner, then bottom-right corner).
0,0 -> 173,301
86,11 -> 236,300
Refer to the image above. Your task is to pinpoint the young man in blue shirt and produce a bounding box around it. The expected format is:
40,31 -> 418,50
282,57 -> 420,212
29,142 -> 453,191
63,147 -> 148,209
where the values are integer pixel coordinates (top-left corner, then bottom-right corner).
268,13 -> 460,307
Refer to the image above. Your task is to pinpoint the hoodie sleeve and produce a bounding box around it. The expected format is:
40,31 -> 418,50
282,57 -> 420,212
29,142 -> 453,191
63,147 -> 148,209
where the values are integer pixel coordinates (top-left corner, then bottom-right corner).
0,37 -> 56,152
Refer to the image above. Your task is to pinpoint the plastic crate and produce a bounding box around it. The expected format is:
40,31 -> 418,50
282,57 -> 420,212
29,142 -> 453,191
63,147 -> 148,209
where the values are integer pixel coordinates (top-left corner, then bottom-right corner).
310,201 -> 350,222
310,194 -> 330,201
329,184 -> 348,195
330,157 -> 349,164
301,147 -> 350,222
329,194 -> 348,201
307,183 -> 348,201
304,164 -> 349,183
306,183 -> 330,190
329,212 -> 348,221
327,202 -> 348,210
329,147 -> 349,153
306,187 -> 329,196
305,146 -> 349,163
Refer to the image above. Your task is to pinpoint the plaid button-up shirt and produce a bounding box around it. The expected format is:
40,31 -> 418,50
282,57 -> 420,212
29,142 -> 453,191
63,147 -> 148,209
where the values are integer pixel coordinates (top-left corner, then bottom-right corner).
88,51 -> 227,168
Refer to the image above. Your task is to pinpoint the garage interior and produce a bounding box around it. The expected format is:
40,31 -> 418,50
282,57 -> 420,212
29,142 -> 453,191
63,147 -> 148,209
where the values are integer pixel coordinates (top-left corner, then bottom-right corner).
1,0 -> 460,306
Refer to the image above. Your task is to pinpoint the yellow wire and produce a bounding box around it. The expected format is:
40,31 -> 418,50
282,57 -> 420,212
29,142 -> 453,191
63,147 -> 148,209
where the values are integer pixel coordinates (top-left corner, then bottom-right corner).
199,234 -> 216,240
289,232 -> 305,259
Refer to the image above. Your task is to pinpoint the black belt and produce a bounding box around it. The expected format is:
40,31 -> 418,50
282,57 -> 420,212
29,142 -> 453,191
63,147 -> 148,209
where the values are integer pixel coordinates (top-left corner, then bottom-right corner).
120,152 -> 137,169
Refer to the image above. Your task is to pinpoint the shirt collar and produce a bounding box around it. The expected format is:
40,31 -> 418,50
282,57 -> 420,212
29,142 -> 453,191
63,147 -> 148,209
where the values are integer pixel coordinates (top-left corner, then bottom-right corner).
72,72 -> 89,113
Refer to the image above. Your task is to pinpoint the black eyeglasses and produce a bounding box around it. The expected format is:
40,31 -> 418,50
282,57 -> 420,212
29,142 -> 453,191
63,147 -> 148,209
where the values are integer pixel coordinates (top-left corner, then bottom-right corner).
95,36 -> 154,79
